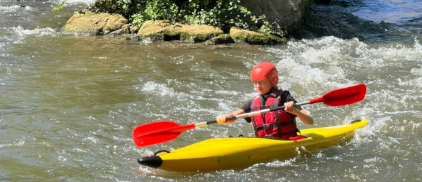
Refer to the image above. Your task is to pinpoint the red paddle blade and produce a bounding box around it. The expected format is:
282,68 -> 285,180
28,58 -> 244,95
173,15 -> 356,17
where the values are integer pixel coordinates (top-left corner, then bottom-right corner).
132,121 -> 195,147
310,84 -> 367,106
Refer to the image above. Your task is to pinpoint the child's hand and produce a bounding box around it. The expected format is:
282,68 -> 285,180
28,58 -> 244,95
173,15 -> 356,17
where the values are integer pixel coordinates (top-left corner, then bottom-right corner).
216,114 -> 235,124
284,101 -> 298,114
216,114 -> 227,124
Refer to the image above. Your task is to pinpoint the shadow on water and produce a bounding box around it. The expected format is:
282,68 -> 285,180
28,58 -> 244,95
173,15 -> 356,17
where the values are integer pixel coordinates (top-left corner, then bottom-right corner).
299,0 -> 421,44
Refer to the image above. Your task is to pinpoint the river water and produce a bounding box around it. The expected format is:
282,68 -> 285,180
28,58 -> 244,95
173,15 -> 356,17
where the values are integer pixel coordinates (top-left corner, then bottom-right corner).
1,0 -> 421,181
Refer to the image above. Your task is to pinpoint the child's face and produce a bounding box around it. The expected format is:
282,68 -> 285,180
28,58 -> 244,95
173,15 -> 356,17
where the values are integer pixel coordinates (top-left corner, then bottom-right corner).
253,79 -> 273,95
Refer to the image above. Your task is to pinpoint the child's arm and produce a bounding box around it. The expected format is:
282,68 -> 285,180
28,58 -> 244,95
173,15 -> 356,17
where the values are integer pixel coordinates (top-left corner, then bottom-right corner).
284,101 -> 314,125
216,109 -> 245,124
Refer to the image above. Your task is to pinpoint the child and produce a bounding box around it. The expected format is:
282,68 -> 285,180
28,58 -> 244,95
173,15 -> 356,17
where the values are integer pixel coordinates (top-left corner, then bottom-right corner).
216,62 -> 313,139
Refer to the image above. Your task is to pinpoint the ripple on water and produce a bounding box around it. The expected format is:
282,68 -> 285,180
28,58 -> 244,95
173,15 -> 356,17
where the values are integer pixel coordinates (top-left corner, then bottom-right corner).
8,26 -> 57,43
351,0 -> 422,25
0,5 -> 31,13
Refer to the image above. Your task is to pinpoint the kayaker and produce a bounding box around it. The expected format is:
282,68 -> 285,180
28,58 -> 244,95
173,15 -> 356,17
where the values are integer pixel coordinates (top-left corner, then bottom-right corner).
216,62 -> 313,139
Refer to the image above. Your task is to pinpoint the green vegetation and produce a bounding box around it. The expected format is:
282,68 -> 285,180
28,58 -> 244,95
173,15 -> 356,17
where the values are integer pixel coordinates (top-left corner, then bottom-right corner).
55,0 -> 286,37
52,0 -> 67,12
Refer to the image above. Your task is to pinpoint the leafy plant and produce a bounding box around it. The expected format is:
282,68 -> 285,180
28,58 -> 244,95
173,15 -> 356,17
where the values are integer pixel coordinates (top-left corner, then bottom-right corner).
54,0 -> 286,37
52,0 -> 67,12
131,0 -> 180,27
131,0 -> 251,30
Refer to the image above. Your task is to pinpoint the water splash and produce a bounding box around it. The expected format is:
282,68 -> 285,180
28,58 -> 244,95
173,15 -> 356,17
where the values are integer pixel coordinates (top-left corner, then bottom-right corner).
9,26 -> 57,43
0,5 -> 25,12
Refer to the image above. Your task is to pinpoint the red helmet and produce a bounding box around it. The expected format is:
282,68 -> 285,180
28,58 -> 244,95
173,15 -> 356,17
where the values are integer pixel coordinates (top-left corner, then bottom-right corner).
250,62 -> 278,86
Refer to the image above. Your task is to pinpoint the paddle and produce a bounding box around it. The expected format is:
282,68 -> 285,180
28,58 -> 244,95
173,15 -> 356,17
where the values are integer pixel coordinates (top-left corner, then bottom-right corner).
133,83 -> 367,147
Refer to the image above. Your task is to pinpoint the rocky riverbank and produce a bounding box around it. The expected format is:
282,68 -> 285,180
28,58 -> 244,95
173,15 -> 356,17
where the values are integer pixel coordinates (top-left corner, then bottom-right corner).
61,0 -> 307,45
61,11 -> 286,45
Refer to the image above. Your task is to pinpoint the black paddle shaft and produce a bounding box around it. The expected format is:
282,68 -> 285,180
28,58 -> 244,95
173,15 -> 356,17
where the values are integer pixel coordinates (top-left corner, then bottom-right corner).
206,101 -> 311,125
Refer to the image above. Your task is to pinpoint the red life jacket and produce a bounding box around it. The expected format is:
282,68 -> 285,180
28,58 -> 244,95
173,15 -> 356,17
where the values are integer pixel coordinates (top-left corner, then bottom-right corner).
251,90 -> 299,139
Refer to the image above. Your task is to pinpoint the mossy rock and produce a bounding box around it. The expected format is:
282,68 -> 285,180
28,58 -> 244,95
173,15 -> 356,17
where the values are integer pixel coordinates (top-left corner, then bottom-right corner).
205,34 -> 235,45
178,24 -> 223,42
61,11 -> 128,35
229,27 -> 286,44
137,20 -> 224,42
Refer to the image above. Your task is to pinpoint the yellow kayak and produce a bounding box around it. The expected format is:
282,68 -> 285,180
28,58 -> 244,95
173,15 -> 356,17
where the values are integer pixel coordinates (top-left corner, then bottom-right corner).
138,119 -> 369,172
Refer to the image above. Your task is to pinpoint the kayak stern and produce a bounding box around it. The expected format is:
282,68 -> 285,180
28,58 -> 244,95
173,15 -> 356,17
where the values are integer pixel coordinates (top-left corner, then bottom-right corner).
138,155 -> 163,168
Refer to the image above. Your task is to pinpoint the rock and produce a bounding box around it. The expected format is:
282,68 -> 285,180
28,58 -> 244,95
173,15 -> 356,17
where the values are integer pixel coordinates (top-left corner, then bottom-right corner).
130,36 -> 140,41
229,27 -> 286,44
205,34 -> 235,45
129,25 -> 139,34
108,24 -> 131,36
109,28 -> 126,36
61,11 -> 128,35
239,0 -> 303,33
137,20 -> 224,42
121,24 -> 131,33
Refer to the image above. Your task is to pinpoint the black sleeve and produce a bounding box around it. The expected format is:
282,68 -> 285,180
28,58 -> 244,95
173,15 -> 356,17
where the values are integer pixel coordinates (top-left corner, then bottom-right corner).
286,94 -> 303,111
241,99 -> 253,123
241,99 -> 253,113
